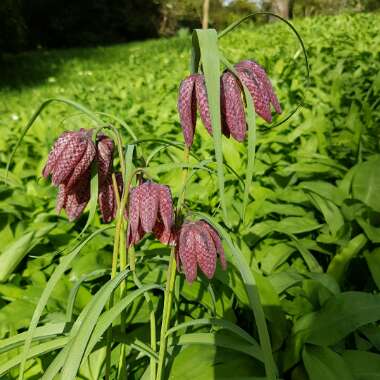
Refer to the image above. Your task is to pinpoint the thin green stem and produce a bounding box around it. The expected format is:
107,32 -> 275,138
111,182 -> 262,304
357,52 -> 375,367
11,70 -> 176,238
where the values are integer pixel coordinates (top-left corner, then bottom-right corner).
117,220 -> 128,379
156,147 -> 190,380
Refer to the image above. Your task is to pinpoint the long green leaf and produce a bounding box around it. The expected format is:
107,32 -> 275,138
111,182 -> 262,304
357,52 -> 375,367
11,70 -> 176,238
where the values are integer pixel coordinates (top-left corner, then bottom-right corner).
17,226 -> 111,380
192,29 -> 229,225
0,337 -> 69,377
166,318 -> 261,351
61,270 -> 130,380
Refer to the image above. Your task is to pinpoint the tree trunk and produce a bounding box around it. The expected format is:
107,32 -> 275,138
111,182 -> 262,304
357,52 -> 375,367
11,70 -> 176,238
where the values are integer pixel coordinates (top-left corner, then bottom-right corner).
272,0 -> 290,19
202,0 -> 210,29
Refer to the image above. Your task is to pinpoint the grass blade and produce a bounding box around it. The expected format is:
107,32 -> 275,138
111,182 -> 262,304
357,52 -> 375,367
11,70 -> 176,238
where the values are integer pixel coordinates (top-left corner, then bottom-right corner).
17,226 -> 112,380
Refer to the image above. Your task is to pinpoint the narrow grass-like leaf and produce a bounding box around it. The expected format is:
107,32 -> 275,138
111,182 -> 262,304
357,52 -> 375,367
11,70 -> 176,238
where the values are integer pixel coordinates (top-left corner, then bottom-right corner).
173,332 -> 262,361
0,323 -> 65,355
192,29 -> 229,225
61,270 -> 130,380
17,226 -> 112,380
83,285 -> 162,362
166,318 -> 261,351
65,269 -> 109,323
0,337 -> 69,377
191,211 -> 277,380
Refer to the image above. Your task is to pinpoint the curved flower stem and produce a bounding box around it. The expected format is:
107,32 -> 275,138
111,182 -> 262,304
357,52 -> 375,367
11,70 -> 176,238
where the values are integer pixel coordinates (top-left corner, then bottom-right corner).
156,147 -> 190,380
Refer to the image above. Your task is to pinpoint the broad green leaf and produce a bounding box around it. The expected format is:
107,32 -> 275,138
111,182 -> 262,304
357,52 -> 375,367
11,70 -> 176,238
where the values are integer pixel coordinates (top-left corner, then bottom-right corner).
168,344 -> 264,380
364,248 -> 380,290
327,234 -> 367,284
342,350 -> 380,380
303,345 -> 354,380
352,156 -> 380,212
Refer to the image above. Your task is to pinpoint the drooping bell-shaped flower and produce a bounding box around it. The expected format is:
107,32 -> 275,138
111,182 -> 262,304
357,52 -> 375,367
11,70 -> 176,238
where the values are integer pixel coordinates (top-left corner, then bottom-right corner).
176,220 -> 227,283
127,181 -> 174,246
221,71 -> 247,142
178,60 -> 281,146
234,60 -> 282,123
178,74 -> 230,147
43,128 -> 96,189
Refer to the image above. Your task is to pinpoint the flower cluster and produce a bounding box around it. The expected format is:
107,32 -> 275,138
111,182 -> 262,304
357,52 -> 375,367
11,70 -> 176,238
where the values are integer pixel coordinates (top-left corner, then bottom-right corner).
44,132 -> 227,282
178,59 -> 282,146
43,129 -> 121,222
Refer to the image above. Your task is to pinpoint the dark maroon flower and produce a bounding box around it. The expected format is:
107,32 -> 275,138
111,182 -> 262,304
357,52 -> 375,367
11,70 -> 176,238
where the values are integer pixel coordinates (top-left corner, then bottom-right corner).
175,220 -> 227,283
234,60 -> 282,123
127,181 -> 174,246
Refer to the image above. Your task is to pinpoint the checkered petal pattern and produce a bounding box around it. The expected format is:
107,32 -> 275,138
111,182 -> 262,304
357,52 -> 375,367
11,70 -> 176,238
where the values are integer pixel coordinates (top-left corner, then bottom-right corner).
178,75 -> 197,147
235,60 -> 282,123
127,181 -> 174,246
221,71 -> 247,142
176,220 -> 227,283
96,135 -> 114,185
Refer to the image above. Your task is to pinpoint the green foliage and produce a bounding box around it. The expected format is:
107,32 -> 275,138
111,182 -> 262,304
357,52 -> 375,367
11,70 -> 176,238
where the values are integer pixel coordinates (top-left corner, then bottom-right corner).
0,12 -> 379,380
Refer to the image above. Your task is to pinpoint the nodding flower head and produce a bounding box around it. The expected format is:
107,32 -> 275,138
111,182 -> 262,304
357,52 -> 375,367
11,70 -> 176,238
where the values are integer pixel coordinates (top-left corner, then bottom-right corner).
176,220 -> 227,283
44,129 -> 119,222
178,60 -> 281,146
234,60 -> 282,123
178,74 -> 230,147
127,181 -> 174,246
43,128 -> 96,189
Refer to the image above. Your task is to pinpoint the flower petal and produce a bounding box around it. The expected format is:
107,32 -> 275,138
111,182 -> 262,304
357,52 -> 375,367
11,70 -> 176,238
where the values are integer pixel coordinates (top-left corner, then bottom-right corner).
179,225 -> 197,283
157,184 -> 173,231
221,72 -> 246,142
195,74 -> 213,135
139,182 -> 159,233
194,224 -> 216,280
178,75 -> 197,147
66,140 -> 96,190
43,131 -> 75,177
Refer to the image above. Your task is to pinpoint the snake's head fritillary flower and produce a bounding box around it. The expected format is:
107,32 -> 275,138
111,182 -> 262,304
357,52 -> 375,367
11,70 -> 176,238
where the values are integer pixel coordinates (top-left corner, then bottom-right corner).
43,128 -> 96,190
176,220 -> 227,283
127,181 -> 174,246
178,73 -> 229,147
221,71 -> 247,142
234,60 -> 282,123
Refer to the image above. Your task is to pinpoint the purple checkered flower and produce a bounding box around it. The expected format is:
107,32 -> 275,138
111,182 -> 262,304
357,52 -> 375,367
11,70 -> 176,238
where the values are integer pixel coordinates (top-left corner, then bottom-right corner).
175,220 -> 227,283
127,181 -> 174,246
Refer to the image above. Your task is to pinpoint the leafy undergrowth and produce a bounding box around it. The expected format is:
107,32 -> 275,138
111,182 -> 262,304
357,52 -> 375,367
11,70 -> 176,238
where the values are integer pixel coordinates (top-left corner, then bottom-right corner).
0,12 -> 380,380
